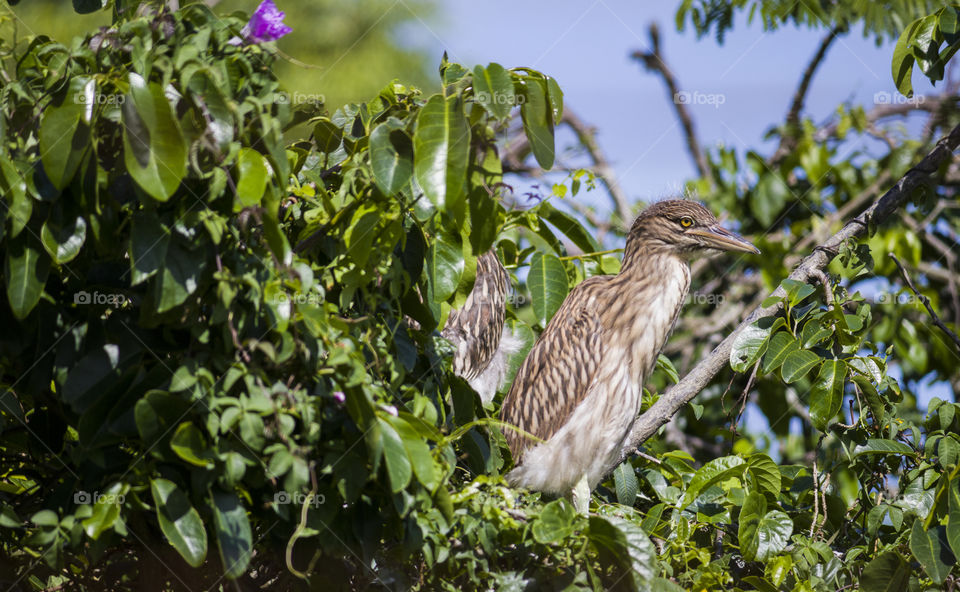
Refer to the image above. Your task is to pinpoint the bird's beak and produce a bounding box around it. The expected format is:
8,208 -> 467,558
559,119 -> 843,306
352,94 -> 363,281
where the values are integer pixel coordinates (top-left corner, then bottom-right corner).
687,225 -> 760,254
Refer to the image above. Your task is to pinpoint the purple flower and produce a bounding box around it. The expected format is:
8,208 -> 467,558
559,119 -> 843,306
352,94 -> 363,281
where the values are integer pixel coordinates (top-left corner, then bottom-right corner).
241,0 -> 292,43
332,391 -> 346,403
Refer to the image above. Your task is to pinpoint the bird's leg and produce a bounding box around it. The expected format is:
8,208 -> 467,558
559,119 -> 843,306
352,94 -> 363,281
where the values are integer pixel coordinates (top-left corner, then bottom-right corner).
570,474 -> 591,515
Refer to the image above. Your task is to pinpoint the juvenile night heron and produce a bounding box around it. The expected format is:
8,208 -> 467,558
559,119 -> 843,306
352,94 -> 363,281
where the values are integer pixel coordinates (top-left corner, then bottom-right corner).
442,251 -> 522,403
500,200 -> 758,511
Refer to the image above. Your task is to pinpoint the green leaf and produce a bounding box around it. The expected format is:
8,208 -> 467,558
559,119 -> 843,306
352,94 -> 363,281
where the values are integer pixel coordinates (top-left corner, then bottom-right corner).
537,202 -> 600,254
0,158 -> 30,238
387,415 -> 439,491
738,491 -> 767,561
532,499 -> 576,543
860,551 -> 911,592
39,77 -> 92,190
613,462 -> 639,506
910,520 -> 953,585
129,213 -> 169,286
751,173 -> 789,227
122,75 -> 188,201
809,359 -> 847,431
312,118 -> 343,153
426,234 -> 464,302
472,63 -> 515,120
170,422 -> 214,468
152,241 -> 204,314
150,478 -> 207,568
379,417 -> 412,493
40,211 -> 86,264
527,252 -> 568,326
234,148 -> 268,209
892,18 -> 923,97
344,205 -> 380,269
730,317 -> 781,372
762,331 -> 798,374
519,77 -> 555,169
588,516 -> 657,589
211,490 -> 252,579
414,94 -> 470,211
681,456 -> 746,508
747,454 -> 781,498
781,349 -> 820,383
852,439 -> 915,458
370,117 -> 414,195
947,477 -> 960,558
81,482 -> 125,540
5,234 -> 49,320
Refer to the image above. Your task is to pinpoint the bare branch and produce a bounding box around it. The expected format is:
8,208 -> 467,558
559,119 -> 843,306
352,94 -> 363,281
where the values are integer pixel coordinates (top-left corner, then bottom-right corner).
631,23 -> 713,186
890,253 -> 960,353
618,122 -> 960,463
771,27 -> 843,164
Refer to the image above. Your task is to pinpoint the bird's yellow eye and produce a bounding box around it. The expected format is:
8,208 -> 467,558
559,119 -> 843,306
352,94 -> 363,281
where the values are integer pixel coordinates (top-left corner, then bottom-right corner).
679,216 -> 694,228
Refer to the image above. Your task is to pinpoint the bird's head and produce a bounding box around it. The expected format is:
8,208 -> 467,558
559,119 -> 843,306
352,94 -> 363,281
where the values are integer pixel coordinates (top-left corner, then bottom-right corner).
627,200 -> 759,259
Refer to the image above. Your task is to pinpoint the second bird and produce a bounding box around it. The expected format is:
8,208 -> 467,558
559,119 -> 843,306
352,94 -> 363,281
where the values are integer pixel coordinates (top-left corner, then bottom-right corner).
500,200 -> 759,512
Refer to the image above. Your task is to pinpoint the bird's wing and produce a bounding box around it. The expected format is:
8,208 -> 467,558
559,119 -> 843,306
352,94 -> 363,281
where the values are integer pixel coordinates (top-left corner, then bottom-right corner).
441,251 -> 508,380
500,283 -> 605,461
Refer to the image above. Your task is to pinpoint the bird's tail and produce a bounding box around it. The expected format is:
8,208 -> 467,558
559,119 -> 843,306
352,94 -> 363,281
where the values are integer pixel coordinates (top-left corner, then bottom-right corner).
468,324 -> 524,404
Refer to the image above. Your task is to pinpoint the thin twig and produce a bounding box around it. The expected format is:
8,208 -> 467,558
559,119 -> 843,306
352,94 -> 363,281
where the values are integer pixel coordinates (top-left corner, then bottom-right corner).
630,23 -> 713,186
890,253 -> 960,352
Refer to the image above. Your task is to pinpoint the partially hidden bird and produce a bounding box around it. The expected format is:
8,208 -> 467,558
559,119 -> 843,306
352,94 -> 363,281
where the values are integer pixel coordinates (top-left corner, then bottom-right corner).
442,250 -> 523,403
500,200 -> 759,512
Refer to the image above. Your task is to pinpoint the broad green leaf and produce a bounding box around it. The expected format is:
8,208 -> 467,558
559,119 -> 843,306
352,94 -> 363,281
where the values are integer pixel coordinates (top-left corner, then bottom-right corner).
519,77 -> 555,169
5,234 -> 49,320
344,205 -> 380,269
414,94 -> 470,210
613,462 -> 639,506
809,359 -> 847,431
532,499 -> 575,543
738,491 -> 767,561
781,349 -> 820,383
754,511 -> 792,561
860,551 -> 911,592
948,478 -> 960,558
211,490 -> 252,579
170,422 -> 214,468
852,439 -> 915,458
780,278 -> 816,307
234,148 -> 268,208
730,317 -> 781,372
0,158 -> 30,238
150,478 -> 207,567
762,331 -> 798,374
800,317 -> 833,348
40,77 -> 92,190
387,415 -> 439,491
910,521 -> 953,585
892,18 -> 923,97
545,76 -> 563,123
370,117 -> 413,195
537,202 -> 600,254
40,211 -> 86,264
747,454 -> 781,498
681,456 -> 746,508
129,213 -> 169,285
81,482 -> 126,540
152,241 -> 203,313
588,516 -> 657,589
312,118 -> 343,153
122,75 -> 188,201
527,252 -> 568,326
751,173 -> 789,227
472,63 -> 515,120
378,417 -> 412,493
426,235 -> 464,302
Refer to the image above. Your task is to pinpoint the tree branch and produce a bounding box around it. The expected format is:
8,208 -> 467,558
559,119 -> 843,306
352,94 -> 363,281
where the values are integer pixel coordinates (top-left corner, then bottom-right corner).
630,23 -> 713,186
618,121 -> 960,463
890,253 -> 960,353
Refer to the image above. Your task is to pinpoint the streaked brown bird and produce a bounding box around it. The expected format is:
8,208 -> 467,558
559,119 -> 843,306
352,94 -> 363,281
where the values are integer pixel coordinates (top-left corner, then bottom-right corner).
442,251 -> 522,403
500,200 -> 758,511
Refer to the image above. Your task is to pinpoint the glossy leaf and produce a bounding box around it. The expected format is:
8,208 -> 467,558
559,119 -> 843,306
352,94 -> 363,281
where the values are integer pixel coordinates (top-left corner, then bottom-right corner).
39,77 -> 91,189
122,75 -> 188,201
370,117 -> 414,195
780,349 -> 820,383
532,499 -> 575,543
379,417 -> 412,493
762,331 -> 798,374
211,490 -> 252,579
860,551 -> 911,592
5,234 -> 49,320
809,359 -> 847,431
613,462 -> 639,506
527,251 -> 568,326
40,212 -> 86,264
910,521 -> 953,585
426,235 -> 464,302
519,77 -> 555,169
151,478 -> 207,568
472,63 -> 514,120
414,94 -> 470,210
234,148 -> 268,208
